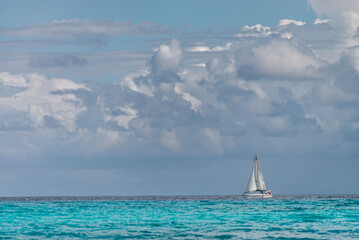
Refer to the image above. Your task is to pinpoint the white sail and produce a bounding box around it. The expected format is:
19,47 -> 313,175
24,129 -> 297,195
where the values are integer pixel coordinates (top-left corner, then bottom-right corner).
244,155 -> 267,194
254,155 -> 267,190
243,157 -> 257,193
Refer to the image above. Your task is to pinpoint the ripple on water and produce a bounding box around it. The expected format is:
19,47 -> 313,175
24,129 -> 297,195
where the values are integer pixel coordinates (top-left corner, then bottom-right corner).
0,195 -> 358,239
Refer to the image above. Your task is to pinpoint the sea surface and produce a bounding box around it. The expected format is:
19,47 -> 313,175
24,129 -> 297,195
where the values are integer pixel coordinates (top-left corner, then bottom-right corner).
0,195 -> 358,239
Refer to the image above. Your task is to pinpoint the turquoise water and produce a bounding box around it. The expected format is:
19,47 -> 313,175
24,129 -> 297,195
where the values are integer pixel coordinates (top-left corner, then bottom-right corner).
0,195 -> 358,239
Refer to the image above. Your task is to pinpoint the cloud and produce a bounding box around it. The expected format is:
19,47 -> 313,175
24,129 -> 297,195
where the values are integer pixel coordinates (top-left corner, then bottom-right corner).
314,18 -> 330,25
0,19 -> 170,38
201,127 -> 221,145
233,39 -> 325,80
187,46 -> 211,52
187,43 -> 232,52
3,7 -> 359,195
161,130 -> 180,151
212,43 -> 232,52
0,72 -> 90,132
151,39 -> 182,74
235,24 -> 275,38
104,105 -> 137,130
339,47 -> 359,71
28,54 -> 88,68
280,32 -> 293,39
121,69 -> 154,97
308,0 -> 359,50
279,19 -> 306,26
1,30 -> 357,152
309,0 -> 359,31
0,19 -> 172,48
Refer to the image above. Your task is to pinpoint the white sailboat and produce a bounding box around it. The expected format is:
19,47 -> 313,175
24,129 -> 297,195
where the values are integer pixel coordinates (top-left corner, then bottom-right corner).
243,154 -> 273,198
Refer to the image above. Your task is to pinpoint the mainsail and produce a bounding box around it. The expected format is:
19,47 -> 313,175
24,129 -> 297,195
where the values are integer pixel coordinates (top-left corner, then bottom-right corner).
243,158 -> 256,193
243,155 -> 267,193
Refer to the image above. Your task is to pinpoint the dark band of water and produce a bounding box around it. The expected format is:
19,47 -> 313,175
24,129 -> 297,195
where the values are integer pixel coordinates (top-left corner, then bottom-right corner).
1,194 -> 358,201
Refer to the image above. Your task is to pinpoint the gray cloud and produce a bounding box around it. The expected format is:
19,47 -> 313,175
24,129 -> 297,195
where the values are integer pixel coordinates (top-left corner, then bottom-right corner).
74,33 -> 109,49
0,19 -> 173,48
233,39 -> 325,80
0,19 -> 171,37
28,54 -> 88,68
0,36 -> 353,153
2,5 -> 359,195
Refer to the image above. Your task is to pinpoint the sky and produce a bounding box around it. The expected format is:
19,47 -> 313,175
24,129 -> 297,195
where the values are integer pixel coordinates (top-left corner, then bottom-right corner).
0,0 -> 359,196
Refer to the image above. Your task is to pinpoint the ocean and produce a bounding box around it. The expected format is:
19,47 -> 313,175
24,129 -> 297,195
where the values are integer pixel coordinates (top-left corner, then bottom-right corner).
0,195 -> 358,239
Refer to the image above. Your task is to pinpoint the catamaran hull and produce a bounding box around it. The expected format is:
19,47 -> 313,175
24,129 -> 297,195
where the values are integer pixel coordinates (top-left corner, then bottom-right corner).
243,193 -> 273,198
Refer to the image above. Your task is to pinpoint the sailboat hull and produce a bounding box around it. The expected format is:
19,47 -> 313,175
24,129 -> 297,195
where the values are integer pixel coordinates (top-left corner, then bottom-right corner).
243,193 -> 273,198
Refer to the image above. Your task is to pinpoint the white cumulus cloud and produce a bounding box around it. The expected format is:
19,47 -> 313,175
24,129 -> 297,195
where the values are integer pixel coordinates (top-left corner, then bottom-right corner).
279,19 -> 306,26
151,40 -> 182,74
235,39 -> 324,80
309,0 -> 359,32
0,72 -> 89,132
314,18 -> 330,24
236,24 -> 275,38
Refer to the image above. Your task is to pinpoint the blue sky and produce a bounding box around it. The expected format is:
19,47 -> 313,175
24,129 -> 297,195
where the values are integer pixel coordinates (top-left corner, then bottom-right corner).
0,0 -> 316,53
1,0 -> 315,28
0,0 -> 359,196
